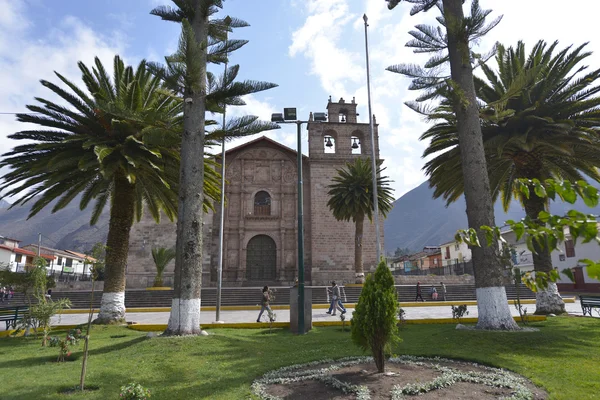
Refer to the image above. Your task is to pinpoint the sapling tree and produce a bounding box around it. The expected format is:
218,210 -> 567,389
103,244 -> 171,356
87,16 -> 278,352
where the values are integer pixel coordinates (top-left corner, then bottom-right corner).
80,243 -> 106,391
351,260 -> 401,373
456,178 -> 600,290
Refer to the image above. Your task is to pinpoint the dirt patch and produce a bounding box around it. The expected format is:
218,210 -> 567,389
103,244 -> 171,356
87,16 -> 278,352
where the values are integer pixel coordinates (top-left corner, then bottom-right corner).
331,363 -> 441,400
416,382 -> 514,399
254,356 -> 548,399
267,380 -> 354,400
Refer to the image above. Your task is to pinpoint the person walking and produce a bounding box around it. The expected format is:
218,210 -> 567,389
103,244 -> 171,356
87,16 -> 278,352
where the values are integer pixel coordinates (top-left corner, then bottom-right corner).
415,281 -> 425,302
326,281 -> 346,316
440,281 -> 447,301
256,286 -> 273,323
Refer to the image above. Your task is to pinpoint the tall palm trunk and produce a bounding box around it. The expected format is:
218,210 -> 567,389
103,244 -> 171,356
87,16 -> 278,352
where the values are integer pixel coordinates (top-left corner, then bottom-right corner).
96,175 -> 135,323
443,0 -> 518,330
164,1 -> 208,336
355,213 -> 365,283
522,192 -> 566,315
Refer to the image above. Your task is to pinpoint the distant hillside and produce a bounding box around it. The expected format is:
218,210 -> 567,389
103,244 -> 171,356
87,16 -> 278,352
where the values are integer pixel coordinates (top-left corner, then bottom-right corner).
0,196 -> 109,251
384,180 -> 600,253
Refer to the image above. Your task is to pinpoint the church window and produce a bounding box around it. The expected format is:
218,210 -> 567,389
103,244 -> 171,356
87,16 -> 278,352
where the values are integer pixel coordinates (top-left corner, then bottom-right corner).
254,191 -> 271,216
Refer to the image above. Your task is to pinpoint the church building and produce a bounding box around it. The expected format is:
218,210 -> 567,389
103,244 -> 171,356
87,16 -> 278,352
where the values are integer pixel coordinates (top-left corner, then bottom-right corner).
125,97 -> 383,288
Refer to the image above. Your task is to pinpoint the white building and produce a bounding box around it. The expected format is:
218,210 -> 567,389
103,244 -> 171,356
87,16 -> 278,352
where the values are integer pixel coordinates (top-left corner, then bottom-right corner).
21,245 -> 93,276
553,223 -> 600,292
440,239 -> 472,267
0,236 -> 54,271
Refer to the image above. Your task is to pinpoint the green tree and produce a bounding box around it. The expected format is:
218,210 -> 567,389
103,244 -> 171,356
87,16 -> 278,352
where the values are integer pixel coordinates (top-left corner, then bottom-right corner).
394,247 -> 411,257
386,0 -> 519,330
0,56 -> 183,324
327,158 -> 394,283
418,40 -> 600,314
351,259 -> 400,373
151,247 -> 177,287
151,1 -> 278,335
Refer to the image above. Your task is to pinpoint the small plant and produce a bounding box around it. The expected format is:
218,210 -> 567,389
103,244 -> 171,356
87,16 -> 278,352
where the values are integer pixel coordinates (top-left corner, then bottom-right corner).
451,305 -> 469,324
512,267 -> 529,325
351,259 -> 401,373
47,329 -> 82,362
119,382 -> 151,400
151,247 -> 176,287
398,308 -> 406,330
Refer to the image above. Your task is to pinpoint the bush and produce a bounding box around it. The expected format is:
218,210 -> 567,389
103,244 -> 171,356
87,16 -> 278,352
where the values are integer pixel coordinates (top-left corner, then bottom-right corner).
351,259 -> 401,373
119,382 -> 151,400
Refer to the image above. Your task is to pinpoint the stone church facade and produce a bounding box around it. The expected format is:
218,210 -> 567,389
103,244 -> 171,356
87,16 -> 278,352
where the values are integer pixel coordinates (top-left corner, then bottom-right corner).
125,97 -> 383,288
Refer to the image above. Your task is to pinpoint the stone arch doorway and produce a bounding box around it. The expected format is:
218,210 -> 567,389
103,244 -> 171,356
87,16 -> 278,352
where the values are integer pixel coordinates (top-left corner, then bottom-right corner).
246,235 -> 277,281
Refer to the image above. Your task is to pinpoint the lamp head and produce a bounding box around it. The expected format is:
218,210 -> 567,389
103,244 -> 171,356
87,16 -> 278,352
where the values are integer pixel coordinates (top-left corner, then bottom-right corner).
271,113 -> 284,123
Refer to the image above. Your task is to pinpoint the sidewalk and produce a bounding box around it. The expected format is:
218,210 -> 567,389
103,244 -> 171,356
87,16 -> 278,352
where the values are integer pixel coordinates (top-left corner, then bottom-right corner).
41,299 -> 590,329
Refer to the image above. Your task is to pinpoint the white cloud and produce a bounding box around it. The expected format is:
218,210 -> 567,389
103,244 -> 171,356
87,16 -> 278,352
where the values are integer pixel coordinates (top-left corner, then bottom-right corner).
0,1 -> 127,197
289,0 -> 363,94
289,0 -> 600,200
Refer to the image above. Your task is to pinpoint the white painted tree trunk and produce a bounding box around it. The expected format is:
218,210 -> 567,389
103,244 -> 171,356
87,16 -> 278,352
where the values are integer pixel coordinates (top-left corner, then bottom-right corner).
97,292 -> 126,323
166,298 -> 201,335
475,287 -> 520,330
163,1 -> 207,337
535,283 -> 565,315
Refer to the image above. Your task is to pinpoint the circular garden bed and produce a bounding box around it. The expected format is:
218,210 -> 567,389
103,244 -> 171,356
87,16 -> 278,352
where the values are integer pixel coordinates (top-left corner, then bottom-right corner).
252,356 -> 547,399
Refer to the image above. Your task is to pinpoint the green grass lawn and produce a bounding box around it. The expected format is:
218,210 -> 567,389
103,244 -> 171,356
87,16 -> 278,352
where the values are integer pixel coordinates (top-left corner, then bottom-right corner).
0,316 -> 598,399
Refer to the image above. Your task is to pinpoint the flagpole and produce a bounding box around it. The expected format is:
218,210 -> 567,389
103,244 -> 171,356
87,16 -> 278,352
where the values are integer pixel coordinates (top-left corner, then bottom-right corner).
363,14 -> 382,263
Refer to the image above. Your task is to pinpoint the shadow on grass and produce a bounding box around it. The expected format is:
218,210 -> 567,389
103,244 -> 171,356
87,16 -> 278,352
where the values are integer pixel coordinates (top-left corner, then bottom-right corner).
0,335 -> 148,369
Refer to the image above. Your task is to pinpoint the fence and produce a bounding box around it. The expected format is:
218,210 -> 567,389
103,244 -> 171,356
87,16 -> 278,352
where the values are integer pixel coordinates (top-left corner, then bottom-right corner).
48,270 -> 93,282
393,260 -> 474,276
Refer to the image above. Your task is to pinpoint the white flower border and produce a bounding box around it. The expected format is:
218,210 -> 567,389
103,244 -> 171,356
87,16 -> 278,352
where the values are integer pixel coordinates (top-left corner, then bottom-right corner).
252,355 -> 535,400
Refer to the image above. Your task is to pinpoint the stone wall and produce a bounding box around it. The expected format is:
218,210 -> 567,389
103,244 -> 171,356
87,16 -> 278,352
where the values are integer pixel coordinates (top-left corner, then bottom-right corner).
307,98 -> 381,284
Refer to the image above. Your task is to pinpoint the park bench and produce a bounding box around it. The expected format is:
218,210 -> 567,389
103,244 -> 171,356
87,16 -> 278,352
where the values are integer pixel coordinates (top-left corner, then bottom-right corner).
0,306 -> 29,330
580,295 -> 600,317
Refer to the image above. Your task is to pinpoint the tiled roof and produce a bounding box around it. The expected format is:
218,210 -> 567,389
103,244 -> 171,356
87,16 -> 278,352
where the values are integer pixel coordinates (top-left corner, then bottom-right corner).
0,244 -> 54,260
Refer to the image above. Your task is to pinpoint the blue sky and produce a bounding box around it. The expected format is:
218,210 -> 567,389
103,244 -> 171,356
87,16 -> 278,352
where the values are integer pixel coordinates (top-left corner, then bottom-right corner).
1,0 -> 600,200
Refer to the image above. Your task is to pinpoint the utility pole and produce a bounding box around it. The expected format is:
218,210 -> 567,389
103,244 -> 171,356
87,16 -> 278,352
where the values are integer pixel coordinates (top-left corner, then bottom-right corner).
37,232 -> 41,257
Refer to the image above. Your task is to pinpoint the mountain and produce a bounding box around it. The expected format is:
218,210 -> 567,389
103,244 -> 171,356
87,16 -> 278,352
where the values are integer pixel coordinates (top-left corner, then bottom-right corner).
384,180 -> 600,253
0,196 -> 109,251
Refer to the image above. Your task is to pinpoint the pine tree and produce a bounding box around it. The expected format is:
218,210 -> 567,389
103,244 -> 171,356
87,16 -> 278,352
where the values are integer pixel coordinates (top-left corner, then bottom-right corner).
351,260 -> 400,373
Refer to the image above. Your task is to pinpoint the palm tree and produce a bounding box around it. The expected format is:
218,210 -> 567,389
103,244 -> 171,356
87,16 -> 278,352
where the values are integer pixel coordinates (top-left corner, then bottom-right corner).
420,40 -> 600,314
151,1 -> 278,335
387,0 -> 520,330
151,247 -> 177,287
327,158 -> 394,283
0,56 -> 183,323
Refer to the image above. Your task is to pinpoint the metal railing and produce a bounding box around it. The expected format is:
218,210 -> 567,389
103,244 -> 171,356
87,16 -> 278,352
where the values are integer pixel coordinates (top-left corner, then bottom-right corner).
393,260 -> 474,276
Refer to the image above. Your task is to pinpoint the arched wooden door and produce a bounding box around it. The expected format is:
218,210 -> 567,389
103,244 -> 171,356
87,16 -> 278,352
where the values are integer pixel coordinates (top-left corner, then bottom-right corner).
246,235 -> 276,281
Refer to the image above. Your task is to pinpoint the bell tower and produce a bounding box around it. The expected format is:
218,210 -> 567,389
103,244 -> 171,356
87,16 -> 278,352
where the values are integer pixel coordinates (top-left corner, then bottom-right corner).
306,96 -> 382,284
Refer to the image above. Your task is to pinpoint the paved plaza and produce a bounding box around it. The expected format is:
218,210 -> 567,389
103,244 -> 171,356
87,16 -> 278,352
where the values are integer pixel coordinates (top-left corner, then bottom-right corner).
29,299 -> 591,329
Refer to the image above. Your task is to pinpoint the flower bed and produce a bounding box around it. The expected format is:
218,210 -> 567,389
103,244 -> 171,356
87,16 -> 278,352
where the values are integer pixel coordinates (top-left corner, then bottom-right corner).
252,356 -> 542,399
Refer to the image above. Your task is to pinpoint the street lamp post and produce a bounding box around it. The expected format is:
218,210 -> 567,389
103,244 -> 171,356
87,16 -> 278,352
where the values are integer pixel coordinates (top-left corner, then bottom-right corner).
363,14 -> 382,263
271,108 -> 326,334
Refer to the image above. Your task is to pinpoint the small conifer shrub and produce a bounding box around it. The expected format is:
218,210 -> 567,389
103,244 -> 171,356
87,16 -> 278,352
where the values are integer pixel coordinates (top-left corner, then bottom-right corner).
351,260 -> 401,372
